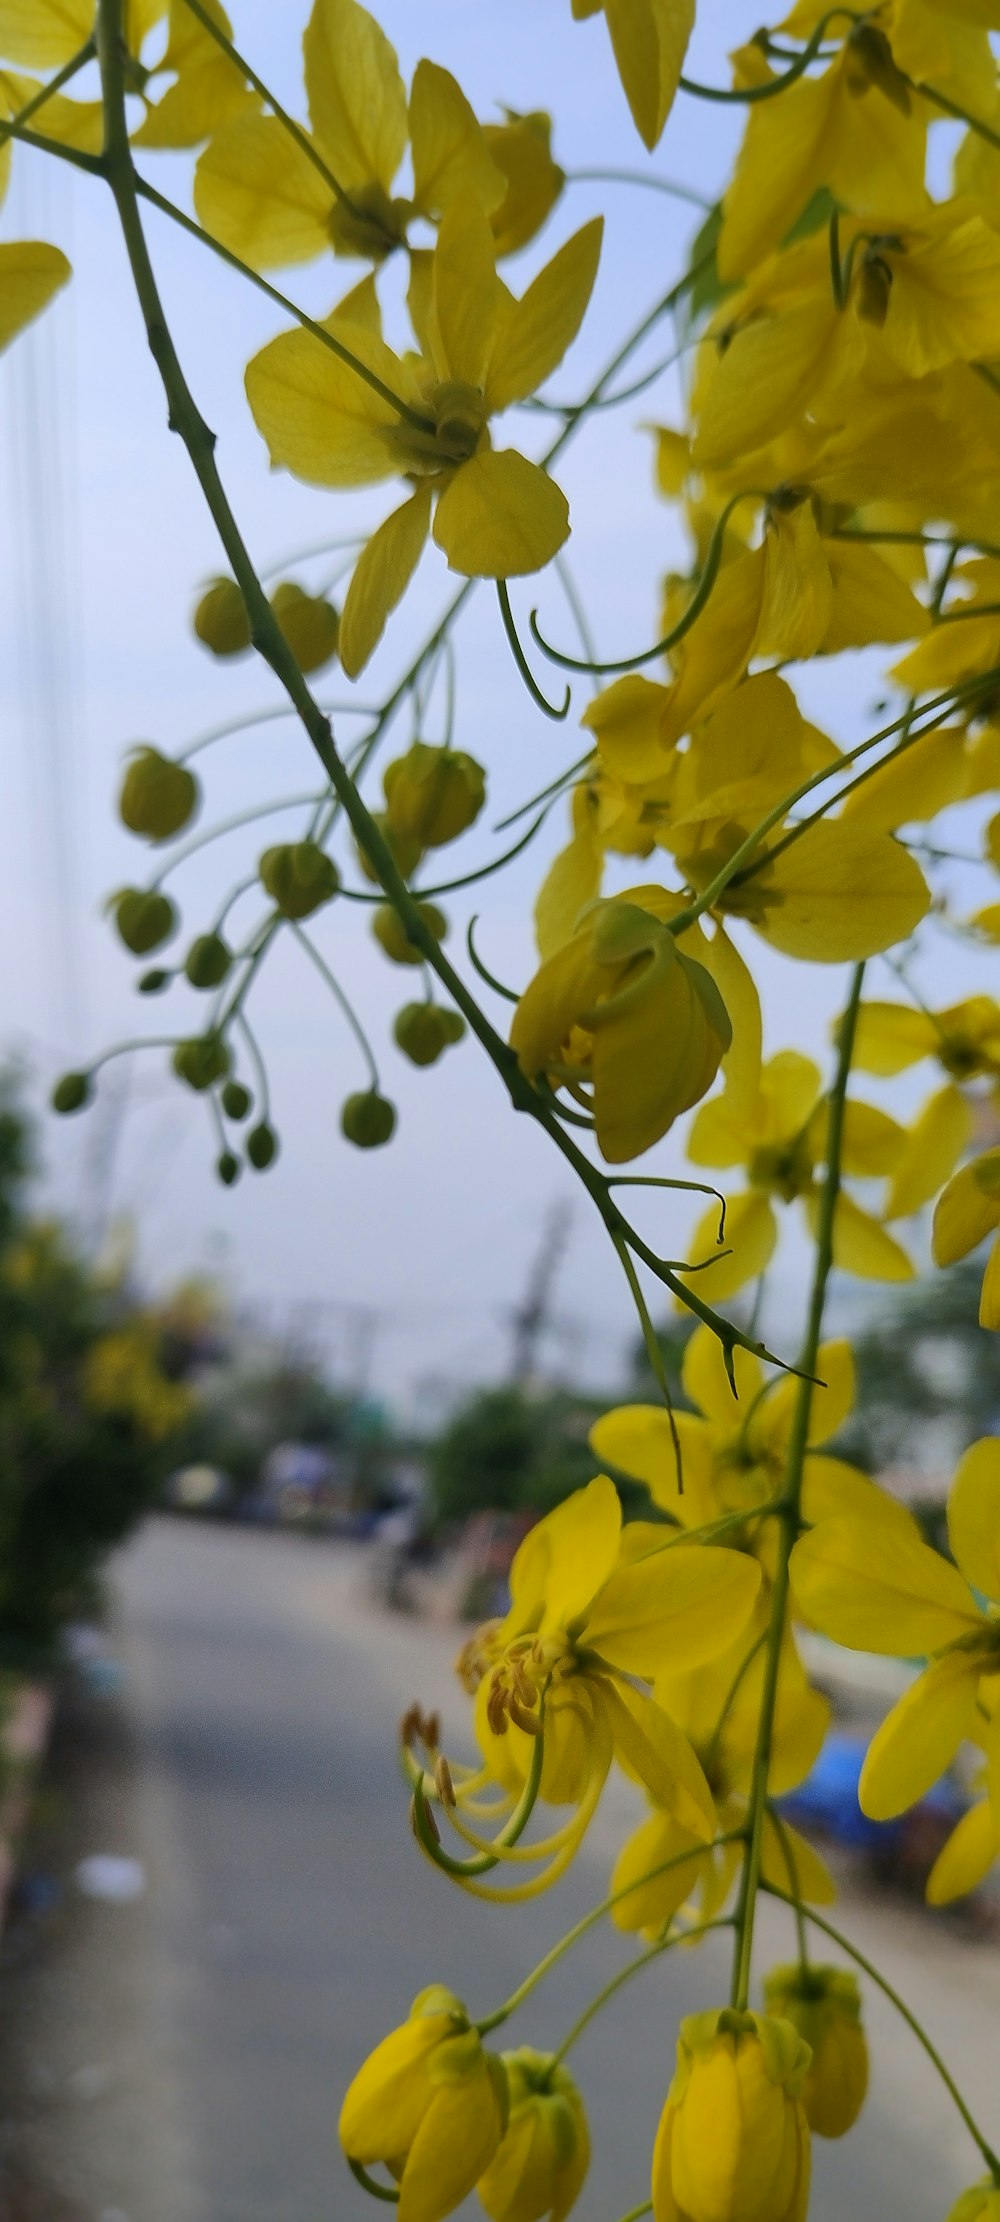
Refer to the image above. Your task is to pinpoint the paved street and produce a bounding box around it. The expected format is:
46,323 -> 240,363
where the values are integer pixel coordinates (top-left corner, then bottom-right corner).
3,1518 -> 1000,2222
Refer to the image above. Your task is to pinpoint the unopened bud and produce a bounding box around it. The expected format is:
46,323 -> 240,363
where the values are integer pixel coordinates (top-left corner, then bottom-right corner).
372,900 -> 448,966
119,747 -> 198,842
193,575 -> 252,657
138,967 -> 171,994
393,1001 -> 465,1067
184,933 -> 232,989
383,742 -> 486,850
221,1079 -> 252,1120
51,1071 -> 91,1115
111,888 -> 178,955
845,22 -> 911,112
216,1151 -> 241,1186
354,809 -> 424,886
246,1122 -> 278,1170
172,1034 -> 230,1091
269,580 -> 340,674
259,841 -> 339,919
340,1090 -> 396,1148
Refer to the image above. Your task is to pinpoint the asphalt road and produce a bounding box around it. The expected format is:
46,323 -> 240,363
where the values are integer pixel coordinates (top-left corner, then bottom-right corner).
5,1518 -> 1000,2222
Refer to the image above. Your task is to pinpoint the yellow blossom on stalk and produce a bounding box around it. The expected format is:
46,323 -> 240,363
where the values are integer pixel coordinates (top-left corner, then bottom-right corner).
195,0 -> 507,271
651,2009 -> 811,2222
761,1966 -> 868,2139
608,1623 -> 834,1935
790,1438 -> 1000,1820
0,0 -> 255,149
678,1051 -> 914,1302
457,1475 -> 761,1835
483,111 -> 565,257
933,1148 -> 1000,1326
338,1984 -> 508,2222
477,2049 -> 590,2222
245,203 -> 602,671
510,888 -> 733,1162
784,0 -> 1000,115
569,0 -> 695,150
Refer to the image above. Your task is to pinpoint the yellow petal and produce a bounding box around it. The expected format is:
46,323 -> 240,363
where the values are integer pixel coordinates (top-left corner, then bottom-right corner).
882,215 -> 1000,379
401,2067 -> 504,2222
800,1456 -> 921,1534
947,1437 -> 1000,1602
534,818 -> 603,961
610,1809 -> 707,1932
806,1192 -> 914,1282
582,675 -> 671,785
585,1542 -> 762,1675
601,0 -> 695,150
194,114 -> 331,270
693,302 -> 838,473
834,1100 -> 907,1180
756,501 -> 833,665
884,1085 -> 973,1222
339,2012 -> 454,2159
0,239 -> 70,352
484,110 -> 565,258
850,998 -> 939,1076
244,319 -> 408,486
487,218 -> 603,412
596,1678 -> 715,1839
926,1799 -> 999,1906
0,0 -> 91,65
756,1338 -> 854,1454
659,546 -> 766,746
735,823 -> 931,963
512,1473 -> 621,1635
932,1151 -> 1000,1266
588,1408 -> 718,1527
821,538 -> 931,654
432,198 -> 504,389
676,1190 -> 778,1305
686,1092 -> 749,1171
790,1516 -> 979,1654
303,0 -> 407,193
859,1654 -> 980,1820
408,58 -> 504,220
761,1049 -> 823,1140
840,725 -> 966,833
980,1232 -> 1000,1328
761,1812 -> 837,1905
339,483 -> 432,676
693,922 -> 763,1120
433,450 -> 569,577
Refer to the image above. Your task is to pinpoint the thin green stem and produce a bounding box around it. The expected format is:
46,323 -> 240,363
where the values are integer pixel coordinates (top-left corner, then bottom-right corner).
613,1230 -> 683,1480
149,791 -> 325,886
235,1011 -> 270,1120
614,2205 -> 653,2222
178,699 -> 381,764
289,923 -> 380,1089
0,116 -> 105,175
497,581 -> 570,718
729,961 -> 865,2013
548,1919 -> 733,2072
530,489 -> 754,676
763,1886 -> 1000,2178
679,13 -> 862,103
565,165 -> 711,209
0,39 -> 95,151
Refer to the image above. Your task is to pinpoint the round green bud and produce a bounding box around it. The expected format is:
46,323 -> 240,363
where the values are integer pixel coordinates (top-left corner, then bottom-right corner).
217,1151 -> 241,1187
172,1035 -> 230,1092
221,1080 -> 252,1121
340,1090 -> 396,1148
269,581 -> 340,675
392,1003 -> 465,1068
438,1008 -> 465,1044
184,933 -> 232,990
246,1122 -> 278,1170
137,968 -> 171,994
119,747 -> 198,842
193,576 -> 252,657
372,900 -> 447,967
112,888 -> 178,955
354,810 -> 424,887
383,742 -> 486,850
259,841 -> 340,920
51,1071 -> 91,1115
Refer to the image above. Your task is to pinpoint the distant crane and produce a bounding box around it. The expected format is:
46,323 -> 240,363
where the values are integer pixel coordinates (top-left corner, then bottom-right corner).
508,1199 -> 574,1386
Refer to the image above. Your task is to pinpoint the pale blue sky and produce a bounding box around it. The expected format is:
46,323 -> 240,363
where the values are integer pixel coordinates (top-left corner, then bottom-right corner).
0,5 -> 991,1407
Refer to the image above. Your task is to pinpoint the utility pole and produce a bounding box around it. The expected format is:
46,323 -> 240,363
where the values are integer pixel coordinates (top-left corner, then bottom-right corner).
508,1199 -> 573,1386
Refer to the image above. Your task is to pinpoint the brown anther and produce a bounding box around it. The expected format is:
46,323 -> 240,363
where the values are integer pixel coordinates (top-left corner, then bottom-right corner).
434,1755 -> 457,1808
508,1696 -> 542,1737
513,1661 -> 537,1706
400,1702 -> 422,1749
487,1682 -> 510,1736
423,1710 -> 441,1752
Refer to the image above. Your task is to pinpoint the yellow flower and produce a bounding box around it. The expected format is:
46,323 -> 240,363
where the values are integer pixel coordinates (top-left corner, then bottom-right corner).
339,1985 -> 508,2222
569,0 -> 695,150
461,1475 -> 760,1833
245,204 -> 602,671
195,0 -> 506,270
947,2185 -> 1000,2222
652,2009 -> 811,2222
927,1754 -> 1000,1907
477,2049 -> 589,2222
790,1438 -> 1000,1820
679,1051 -> 914,1303
761,1966 -> 868,2138
83,1325 -> 190,1441
510,889 -> 732,1163
483,110 -> 565,257
1,0 -> 255,151
933,1149 -> 1000,1326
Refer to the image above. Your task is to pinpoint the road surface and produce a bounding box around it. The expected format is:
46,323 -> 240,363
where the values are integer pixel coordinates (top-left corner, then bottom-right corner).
2,1518 -> 999,2222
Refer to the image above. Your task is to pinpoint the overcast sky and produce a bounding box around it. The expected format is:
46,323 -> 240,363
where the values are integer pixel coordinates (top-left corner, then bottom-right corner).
0,3 -> 990,1414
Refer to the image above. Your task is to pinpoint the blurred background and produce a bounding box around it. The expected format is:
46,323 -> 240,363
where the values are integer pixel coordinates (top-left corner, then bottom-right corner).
1,2 -> 999,2218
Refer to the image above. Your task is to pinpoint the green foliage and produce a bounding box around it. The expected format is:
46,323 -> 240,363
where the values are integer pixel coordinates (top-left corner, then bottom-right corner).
426,1384 -> 629,1529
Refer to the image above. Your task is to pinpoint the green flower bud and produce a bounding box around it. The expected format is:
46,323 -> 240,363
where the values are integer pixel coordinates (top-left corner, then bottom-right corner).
269,580 -> 340,674
259,841 -> 340,919
119,747 -> 198,843
51,1071 -> 92,1115
763,1965 -> 868,2139
137,968 -> 171,994
221,1080 -> 252,1121
172,1034 -> 230,1091
193,575 -> 252,657
184,933 -> 232,990
112,888 -> 178,955
383,742 -> 486,850
372,900 -> 448,966
217,1151 -> 241,1186
393,1002 -> 466,1067
478,2049 -> 589,2222
341,1090 -> 396,1148
246,1122 -> 278,1170
354,809 -> 424,887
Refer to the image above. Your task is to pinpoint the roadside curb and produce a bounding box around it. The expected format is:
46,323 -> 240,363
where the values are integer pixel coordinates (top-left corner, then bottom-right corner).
0,1679 -> 57,1935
